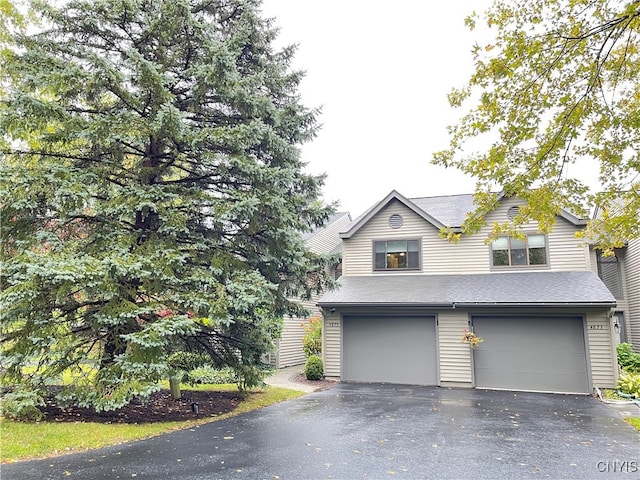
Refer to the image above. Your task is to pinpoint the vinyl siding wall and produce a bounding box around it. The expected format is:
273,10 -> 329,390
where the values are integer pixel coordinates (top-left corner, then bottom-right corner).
625,239 -> 640,350
342,198 -> 590,276
437,312 -> 472,384
323,311 -> 341,378
586,311 -> 618,388
276,293 -> 321,368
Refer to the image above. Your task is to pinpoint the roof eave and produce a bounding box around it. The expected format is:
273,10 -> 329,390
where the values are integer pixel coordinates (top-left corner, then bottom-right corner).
317,302 -> 454,309
318,301 -> 617,309
453,301 -> 616,308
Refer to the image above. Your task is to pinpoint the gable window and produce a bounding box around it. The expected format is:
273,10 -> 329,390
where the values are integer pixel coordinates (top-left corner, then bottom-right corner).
374,239 -> 420,270
491,234 -> 547,267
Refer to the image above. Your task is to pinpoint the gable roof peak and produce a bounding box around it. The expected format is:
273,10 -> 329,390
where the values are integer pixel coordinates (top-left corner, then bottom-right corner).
340,190 -> 445,239
341,189 -> 587,240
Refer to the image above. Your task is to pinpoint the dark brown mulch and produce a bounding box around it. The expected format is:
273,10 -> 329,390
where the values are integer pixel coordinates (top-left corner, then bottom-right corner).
37,378 -> 337,424
40,388 -> 244,424
291,374 -> 338,391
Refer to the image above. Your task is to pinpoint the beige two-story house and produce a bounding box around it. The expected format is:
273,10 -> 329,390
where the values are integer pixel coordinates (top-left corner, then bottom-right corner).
318,191 -> 619,394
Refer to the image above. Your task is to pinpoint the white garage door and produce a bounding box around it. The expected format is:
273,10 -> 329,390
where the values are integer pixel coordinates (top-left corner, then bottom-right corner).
342,316 -> 437,385
472,316 -> 590,394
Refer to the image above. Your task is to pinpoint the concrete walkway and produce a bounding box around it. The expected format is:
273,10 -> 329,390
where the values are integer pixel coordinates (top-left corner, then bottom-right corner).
263,365 -> 317,392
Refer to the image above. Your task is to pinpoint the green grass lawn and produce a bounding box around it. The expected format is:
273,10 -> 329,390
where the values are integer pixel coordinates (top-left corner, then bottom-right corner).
626,417 -> 640,431
1,385 -> 304,464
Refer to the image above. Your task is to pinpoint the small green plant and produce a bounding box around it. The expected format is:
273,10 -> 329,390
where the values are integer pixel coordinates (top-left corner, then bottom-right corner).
617,371 -> 640,398
304,355 -> 324,381
602,389 -> 626,400
616,343 -> 640,373
302,317 -> 322,357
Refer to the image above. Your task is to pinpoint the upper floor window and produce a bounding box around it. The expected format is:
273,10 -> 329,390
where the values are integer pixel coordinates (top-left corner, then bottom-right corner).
374,239 -> 420,270
491,234 -> 547,267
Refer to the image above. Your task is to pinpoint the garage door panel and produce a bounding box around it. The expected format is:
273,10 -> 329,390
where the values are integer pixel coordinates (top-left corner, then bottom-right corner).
477,349 -> 587,367
473,316 -> 589,394
343,316 -> 437,385
475,369 -> 585,393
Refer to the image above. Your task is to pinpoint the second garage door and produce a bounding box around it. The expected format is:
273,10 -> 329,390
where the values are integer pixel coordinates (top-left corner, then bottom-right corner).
342,316 -> 437,385
472,316 -> 590,394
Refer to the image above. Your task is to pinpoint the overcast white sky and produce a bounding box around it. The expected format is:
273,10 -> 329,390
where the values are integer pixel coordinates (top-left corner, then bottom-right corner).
261,0 -> 495,218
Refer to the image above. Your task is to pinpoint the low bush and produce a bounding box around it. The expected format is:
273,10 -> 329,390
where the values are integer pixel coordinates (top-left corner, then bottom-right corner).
168,351 -> 210,372
616,343 -> 640,373
304,355 -> 324,380
617,371 -> 640,398
0,389 -> 45,421
184,366 -> 236,385
302,317 -> 322,358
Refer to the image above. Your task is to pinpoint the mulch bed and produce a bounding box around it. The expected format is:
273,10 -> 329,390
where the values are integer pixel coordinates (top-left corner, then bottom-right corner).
291,374 -> 337,391
37,378 -> 336,424
40,388 -> 244,424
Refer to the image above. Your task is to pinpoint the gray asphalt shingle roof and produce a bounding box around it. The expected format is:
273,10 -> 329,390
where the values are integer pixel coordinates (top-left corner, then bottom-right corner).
341,190 -> 586,239
318,271 -> 616,307
302,212 -> 350,241
409,194 -> 475,229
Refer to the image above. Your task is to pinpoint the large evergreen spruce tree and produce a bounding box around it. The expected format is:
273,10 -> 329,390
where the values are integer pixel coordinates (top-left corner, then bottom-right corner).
0,0 -> 333,414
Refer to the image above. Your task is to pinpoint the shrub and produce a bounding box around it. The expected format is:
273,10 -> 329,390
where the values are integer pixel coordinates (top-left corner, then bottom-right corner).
617,371 -> 640,398
184,366 -> 236,385
302,317 -> 322,358
616,343 -> 640,373
304,355 -> 324,381
167,352 -> 209,372
0,389 -> 45,421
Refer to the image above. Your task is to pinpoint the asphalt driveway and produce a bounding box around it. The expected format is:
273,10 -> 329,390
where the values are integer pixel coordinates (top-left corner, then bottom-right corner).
3,383 -> 638,479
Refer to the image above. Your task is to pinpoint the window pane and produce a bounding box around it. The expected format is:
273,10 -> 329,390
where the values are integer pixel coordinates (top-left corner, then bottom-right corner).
509,237 -> 527,265
387,252 -> 407,269
375,252 -> 386,269
374,241 -> 386,253
407,239 -> 419,252
529,247 -> 546,265
493,250 -> 509,266
386,240 -> 407,253
492,237 -> 509,250
408,251 -> 419,268
510,237 -> 526,249
510,248 -> 527,265
528,234 -> 545,248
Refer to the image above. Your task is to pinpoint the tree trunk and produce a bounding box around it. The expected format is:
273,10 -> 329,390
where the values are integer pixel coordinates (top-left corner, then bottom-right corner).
169,376 -> 182,400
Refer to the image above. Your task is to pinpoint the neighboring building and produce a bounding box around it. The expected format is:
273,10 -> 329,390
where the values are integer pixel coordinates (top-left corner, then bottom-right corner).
265,212 -> 351,368
625,239 -> 640,350
590,203 -> 640,351
318,190 -> 619,394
